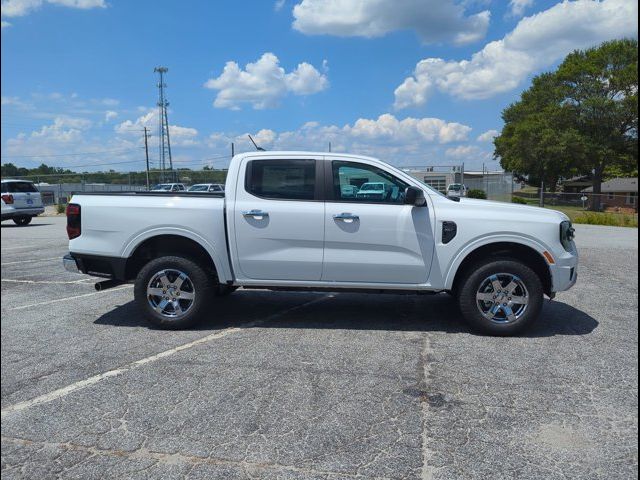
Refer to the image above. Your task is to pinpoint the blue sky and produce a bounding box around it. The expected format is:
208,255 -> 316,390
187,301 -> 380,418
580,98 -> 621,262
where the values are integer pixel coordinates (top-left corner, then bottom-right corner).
1,0 -> 637,172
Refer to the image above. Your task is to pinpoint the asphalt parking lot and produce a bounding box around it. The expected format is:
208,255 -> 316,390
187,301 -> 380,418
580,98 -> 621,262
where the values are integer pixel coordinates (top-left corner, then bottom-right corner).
1,216 -> 638,479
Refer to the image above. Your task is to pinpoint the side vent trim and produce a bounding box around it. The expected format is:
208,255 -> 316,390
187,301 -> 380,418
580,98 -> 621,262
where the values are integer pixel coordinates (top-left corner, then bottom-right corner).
442,221 -> 457,244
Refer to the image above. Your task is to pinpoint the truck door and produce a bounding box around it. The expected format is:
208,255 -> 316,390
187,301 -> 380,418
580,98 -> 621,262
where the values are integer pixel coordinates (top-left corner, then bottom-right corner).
322,159 -> 434,284
233,158 -> 325,281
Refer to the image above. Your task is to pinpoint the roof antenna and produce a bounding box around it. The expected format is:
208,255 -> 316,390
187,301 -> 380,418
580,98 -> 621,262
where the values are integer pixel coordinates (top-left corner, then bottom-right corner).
248,134 -> 265,151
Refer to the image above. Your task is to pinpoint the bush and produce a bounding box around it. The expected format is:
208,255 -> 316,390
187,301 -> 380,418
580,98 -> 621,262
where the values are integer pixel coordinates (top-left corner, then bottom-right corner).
467,189 -> 487,199
512,196 -> 528,204
573,212 -> 638,228
55,203 -> 66,214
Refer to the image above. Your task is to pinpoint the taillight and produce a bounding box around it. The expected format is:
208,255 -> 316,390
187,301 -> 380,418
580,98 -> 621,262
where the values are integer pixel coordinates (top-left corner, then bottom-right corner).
66,203 -> 81,239
1,194 -> 13,205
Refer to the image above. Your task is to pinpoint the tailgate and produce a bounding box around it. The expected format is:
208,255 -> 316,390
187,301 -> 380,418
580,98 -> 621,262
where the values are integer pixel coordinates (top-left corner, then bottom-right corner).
5,182 -> 43,209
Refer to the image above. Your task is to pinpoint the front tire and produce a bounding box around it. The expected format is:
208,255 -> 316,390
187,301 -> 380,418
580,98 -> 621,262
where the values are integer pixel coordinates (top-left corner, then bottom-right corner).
457,258 -> 543,336
13,216 -> 32,226
134,255 -> 215,329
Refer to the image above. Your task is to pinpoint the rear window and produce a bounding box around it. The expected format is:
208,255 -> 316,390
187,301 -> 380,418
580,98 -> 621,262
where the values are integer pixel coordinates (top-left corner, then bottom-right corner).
2,182 -> 39,193
246,160 -> 316,200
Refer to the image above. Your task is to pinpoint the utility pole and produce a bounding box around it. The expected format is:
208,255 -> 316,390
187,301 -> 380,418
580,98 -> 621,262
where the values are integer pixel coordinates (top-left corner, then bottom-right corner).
328,141 -> 332,152
154,66 -> 173,182
143,127 -> 151,190
231,142 -> 235,158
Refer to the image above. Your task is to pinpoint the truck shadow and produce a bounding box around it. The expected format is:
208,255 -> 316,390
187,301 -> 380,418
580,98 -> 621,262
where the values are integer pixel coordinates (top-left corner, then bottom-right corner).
95,290 -> 598,338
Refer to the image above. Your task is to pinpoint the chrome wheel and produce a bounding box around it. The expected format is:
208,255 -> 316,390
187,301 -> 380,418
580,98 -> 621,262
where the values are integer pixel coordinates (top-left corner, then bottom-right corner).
476,273 -> 529,324
147,269 -> 195,319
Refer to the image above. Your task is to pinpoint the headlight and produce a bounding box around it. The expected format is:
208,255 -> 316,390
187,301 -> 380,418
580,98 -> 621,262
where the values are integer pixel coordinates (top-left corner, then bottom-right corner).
560,221 -> 575,251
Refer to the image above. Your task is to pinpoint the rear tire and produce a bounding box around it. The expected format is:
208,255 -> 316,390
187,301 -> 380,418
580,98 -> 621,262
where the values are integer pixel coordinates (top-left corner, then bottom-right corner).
134,255 -> 215,329
457,258 -> 543,336
13,216 -> 32,226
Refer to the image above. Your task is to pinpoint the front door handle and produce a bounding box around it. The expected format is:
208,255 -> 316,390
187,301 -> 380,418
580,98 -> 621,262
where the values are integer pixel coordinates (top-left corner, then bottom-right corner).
242,210 -> 269,219
333,212 -> 359,223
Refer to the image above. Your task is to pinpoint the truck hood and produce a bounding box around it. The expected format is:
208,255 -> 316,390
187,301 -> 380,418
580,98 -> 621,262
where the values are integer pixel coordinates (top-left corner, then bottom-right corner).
458,197 -> 570,223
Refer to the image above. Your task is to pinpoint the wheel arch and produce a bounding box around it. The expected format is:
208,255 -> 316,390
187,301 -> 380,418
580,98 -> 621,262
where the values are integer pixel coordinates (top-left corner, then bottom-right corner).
124,233 -> 227,283
448,240 -> 553,297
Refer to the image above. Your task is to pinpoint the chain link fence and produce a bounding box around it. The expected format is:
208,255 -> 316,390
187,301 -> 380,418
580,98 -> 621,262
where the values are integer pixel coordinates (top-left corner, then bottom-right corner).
512,191 -> 638,213
3,170 -> 229,204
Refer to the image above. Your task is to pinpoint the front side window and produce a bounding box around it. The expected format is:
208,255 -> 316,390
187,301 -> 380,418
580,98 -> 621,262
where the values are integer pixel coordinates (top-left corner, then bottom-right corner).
246,159 -> 316,200
332,161 -> 408,204
189,185 -> 209,192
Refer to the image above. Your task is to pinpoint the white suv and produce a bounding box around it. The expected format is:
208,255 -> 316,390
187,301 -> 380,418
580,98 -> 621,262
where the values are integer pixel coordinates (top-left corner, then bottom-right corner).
151,183 -> 186,192
1,180 -> 45,225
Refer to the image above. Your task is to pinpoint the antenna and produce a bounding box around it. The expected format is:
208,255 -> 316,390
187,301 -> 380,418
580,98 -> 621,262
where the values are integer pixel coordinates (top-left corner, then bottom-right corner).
154,66 -> 173,181
247,134 -> 265,151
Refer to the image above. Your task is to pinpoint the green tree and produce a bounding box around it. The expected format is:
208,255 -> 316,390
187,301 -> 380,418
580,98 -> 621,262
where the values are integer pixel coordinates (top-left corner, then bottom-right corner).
495,73 -> 585,196
495,39 -> 638,209
556,38 -> 638,209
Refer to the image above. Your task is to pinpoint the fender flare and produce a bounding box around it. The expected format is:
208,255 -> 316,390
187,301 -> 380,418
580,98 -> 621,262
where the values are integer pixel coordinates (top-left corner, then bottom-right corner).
443,233 -> 552,290
121,227 -> 232,283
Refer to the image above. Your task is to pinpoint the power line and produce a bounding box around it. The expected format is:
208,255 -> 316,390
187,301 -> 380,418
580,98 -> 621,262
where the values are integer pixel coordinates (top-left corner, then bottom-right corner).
0,147 -> 142,159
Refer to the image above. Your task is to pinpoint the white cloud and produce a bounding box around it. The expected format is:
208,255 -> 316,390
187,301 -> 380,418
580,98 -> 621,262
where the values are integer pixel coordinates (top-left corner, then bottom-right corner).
1,19 -> 11,27
4,116 -> 93,156
274,0 -> 286,11
1,0 -> 105,18
347,114 -> 471,144
476,129 -> 499,142
203,52 -> 328,110
104,110 -> 118,122
1,95 -> 22,105
509,0 -> 534,17
292,0 -> 490,45
445,145 -> 482,158
206,113 -> 473,167
394,0 -> 638,109
115,109 -> 200,146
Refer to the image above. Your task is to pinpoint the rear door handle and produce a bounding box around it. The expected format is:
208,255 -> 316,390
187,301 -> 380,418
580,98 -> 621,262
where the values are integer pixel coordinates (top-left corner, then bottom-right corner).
333,212 -> 359,223
242,210 -> 269,219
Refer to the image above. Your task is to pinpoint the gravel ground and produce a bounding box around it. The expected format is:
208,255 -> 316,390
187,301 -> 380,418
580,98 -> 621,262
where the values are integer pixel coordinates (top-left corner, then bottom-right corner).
1,216 -> 637,479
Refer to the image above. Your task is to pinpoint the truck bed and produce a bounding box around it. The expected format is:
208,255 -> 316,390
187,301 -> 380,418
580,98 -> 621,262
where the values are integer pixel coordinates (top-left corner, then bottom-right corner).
68,192 -> 232,281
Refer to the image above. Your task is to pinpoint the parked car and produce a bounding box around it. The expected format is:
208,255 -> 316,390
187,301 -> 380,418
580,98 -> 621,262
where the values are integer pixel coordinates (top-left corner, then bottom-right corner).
356,182 -> 387,200
1,179 -> 45,225
340,184 -> 359,198
447,183 -> 467,198
63,151 -> 578,336
151,183 -> 186,192
188,183 -> 225,193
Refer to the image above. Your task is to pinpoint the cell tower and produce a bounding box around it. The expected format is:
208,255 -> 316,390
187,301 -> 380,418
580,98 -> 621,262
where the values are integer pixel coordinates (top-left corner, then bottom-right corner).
154,66 -> 173,178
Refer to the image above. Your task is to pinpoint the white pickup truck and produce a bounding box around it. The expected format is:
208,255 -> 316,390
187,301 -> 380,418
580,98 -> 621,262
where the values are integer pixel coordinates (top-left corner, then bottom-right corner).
63,152 -> 578,335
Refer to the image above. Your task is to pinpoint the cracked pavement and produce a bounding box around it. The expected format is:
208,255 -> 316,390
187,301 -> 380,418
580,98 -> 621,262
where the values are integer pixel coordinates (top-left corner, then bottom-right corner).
1,217 -> 638,479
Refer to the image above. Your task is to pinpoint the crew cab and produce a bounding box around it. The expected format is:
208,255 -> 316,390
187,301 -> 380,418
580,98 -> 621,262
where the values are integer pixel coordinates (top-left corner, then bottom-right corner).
63,152 -> 578,335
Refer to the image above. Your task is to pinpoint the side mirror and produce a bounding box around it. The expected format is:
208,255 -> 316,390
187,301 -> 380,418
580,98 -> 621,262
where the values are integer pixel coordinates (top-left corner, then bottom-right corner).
404,186 -> 427,207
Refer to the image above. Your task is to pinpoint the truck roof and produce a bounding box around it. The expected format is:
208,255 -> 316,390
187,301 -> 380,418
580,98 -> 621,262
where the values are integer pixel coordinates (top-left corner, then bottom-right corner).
233,151 -> 381,162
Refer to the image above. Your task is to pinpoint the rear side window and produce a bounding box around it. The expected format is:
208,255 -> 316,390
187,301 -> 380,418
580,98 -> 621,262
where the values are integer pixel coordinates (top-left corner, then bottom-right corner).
3,182 -> 38,193
246,160 -> 316,200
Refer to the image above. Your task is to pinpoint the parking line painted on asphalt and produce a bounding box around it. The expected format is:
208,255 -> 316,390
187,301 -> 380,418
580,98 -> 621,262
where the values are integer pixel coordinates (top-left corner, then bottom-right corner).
1,278 -> 95,285
8,285 -> 133,311
1,295 -> 331,418
1,256 -> 61,266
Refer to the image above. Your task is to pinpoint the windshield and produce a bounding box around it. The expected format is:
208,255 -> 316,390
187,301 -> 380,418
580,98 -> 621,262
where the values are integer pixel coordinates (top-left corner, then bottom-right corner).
448,184 -> 461,191
360,183 -> 383,191
188,185 -> 209,191
152,184 -> 172,191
